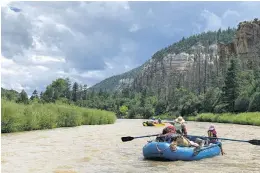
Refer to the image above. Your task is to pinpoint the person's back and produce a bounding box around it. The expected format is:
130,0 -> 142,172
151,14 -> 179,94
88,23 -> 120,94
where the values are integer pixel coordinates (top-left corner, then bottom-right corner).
156,126 -> 177,143
174,116 -> 187,136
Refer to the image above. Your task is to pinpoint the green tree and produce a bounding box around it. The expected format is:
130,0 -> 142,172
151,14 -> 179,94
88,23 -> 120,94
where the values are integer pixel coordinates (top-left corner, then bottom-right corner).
17,89 -> 29,104
140,87 -> 147,107
119,105 -> 128,116
65,78 -> 72,100
248,92 -> 260,112
234,96 -> 250,112
30,89 -> 39,100
72,82 -> 79,102
221,59 -> 240,112
202,87 -> 221,112
83,84 -> 88,100
42,86 -> 54,102
155,100 -> 167,115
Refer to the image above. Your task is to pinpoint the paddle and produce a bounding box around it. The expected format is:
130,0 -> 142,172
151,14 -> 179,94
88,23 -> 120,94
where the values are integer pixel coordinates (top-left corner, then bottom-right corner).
121,134 -> 160,142
187,135 -> 260,146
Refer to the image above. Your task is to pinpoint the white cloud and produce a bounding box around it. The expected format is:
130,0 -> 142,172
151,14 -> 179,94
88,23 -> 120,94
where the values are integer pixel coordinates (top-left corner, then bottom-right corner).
200,2 -> 260,32
2,1 -> 260,95
223,9 -> 240,19
201,10 -> 223,31
129,24 -> 140,32
1,1 -> 140,94
30,55 -> 66,64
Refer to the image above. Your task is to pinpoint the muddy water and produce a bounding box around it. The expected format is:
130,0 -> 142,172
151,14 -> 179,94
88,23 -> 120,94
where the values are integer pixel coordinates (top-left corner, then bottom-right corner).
1,119 -> 260,173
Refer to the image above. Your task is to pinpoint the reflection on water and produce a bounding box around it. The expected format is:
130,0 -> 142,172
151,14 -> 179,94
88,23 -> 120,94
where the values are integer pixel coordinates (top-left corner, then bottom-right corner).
2,119 -> 260,173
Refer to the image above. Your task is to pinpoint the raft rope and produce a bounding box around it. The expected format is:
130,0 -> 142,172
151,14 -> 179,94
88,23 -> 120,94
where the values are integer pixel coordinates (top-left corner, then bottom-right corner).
155,143 -> 169,153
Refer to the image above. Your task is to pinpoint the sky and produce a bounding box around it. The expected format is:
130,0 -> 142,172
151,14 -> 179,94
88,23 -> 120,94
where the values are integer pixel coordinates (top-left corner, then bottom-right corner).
1,1 -> 260,95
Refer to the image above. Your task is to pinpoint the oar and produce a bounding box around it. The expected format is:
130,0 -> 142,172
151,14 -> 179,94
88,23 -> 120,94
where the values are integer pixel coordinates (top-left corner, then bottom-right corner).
121,134 -> 160,142
187,135 -> 260,146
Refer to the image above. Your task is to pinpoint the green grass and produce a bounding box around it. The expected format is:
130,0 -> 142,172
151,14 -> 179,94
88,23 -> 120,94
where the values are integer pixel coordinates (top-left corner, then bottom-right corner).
186,112 -> 260,126
1,99 -> 117,133
154,113 -> 177,121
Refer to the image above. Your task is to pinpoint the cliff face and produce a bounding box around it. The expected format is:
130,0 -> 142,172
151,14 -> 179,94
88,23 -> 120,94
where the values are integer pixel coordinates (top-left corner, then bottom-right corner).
90,19 -> 260,94
133,43 -> 219,97
235,19 -> 260,55
132,19 -> 260,97
218,19 -> 260,70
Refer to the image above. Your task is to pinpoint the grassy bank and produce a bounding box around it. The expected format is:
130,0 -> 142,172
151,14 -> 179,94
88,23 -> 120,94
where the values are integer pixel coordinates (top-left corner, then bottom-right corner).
1,100 -> 117,133
187,112 -> 260,126
154,114 -> 177,121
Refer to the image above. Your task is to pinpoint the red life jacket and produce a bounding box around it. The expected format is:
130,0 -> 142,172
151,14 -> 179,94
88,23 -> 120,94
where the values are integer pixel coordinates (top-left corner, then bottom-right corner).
162,126 -> 176,134
208,129 -> 217,143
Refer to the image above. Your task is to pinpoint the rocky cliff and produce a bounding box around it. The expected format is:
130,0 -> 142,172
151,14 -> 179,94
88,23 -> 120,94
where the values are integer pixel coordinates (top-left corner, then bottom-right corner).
91,19 -> 260,95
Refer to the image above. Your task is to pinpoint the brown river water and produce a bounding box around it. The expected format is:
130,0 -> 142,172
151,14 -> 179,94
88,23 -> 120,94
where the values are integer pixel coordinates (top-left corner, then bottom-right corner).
1,119 -> 260,173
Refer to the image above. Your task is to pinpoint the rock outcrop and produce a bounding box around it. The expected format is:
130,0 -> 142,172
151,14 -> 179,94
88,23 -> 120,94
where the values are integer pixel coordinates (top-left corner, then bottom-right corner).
132,19 -> 260,97
219,19 -> 260,69
91,19 -> 260,94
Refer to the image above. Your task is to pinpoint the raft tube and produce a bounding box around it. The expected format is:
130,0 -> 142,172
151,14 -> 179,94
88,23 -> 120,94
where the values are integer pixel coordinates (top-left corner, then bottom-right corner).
142,122 -> 165,127
143,141 -> 221,161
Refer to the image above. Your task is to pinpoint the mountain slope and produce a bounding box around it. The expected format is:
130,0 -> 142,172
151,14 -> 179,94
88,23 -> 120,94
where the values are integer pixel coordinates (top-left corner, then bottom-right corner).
90,19 -> 260,95
90,65 -> 143,92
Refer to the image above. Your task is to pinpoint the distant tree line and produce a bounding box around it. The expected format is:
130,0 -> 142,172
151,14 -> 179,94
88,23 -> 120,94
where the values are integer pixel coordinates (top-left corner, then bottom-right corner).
2,58 -> 260,119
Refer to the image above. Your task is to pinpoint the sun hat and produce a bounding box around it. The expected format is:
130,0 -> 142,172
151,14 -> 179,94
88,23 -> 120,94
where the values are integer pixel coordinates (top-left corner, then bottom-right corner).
208,124 -> 215,130
175,116 -> 185,124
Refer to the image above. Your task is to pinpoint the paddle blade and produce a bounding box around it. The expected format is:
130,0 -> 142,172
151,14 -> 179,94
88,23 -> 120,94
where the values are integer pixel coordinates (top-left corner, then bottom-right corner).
121,136 -> 134,142
249,139 -> 260,146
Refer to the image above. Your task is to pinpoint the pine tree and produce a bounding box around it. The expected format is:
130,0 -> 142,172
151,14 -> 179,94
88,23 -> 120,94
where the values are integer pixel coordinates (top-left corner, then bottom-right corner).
83,84 -> 88,100
72,82 -> 79,102
17,89 -> 29,104
30,89 -> 39,100
221,58 -> 240,112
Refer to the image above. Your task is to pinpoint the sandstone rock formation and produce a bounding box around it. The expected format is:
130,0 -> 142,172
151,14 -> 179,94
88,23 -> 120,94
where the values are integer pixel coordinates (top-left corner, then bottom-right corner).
91,19 -> 260,94
133,19 -> 260,97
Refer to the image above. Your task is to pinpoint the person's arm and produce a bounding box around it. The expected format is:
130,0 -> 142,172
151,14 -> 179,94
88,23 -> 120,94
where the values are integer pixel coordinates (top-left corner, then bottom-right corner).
213,130 -> 217,138
182,124 -> 187,135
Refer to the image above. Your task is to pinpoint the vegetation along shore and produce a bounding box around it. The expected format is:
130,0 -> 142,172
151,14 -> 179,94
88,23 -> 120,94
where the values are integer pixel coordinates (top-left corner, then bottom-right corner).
2,19 -> 260,131
1,97 -> 116,133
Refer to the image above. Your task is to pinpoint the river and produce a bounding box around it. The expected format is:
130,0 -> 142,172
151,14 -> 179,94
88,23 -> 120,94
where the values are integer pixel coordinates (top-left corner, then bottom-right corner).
1,119 -> 260,173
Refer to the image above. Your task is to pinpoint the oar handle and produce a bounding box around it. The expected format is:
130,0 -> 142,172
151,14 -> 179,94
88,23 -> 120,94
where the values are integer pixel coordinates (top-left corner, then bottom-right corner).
187,135 -> 249,143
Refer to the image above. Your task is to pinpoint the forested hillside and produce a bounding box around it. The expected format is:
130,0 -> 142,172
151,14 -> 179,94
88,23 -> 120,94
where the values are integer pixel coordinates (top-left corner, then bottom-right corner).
2,19 -> 260,127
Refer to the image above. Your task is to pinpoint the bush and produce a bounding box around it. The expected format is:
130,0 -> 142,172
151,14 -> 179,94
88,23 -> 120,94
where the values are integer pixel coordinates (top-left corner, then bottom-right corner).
1,101 -> 22,133
248,92 -> 260,112
214,104 -> 229,113
1,99 -> 117,133
234,96 -> 250,112
187,112 -> 260,126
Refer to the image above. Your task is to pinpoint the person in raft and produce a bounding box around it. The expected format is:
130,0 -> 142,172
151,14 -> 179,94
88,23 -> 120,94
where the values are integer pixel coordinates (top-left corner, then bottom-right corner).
158,117 -> 162,124
207,124 -> 225,155
174,116 -> 188,136
158,126 -> 200,151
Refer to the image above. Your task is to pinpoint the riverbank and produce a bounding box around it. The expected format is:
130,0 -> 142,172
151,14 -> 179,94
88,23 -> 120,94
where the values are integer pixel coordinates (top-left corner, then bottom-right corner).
1,100 -> 116,133
2,119 -> 260,173
152,112 -> 260,126
186,112 -> 260,126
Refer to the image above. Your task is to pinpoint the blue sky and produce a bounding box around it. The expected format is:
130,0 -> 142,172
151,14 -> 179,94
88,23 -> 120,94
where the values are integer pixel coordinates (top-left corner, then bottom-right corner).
1,1 -> 260,95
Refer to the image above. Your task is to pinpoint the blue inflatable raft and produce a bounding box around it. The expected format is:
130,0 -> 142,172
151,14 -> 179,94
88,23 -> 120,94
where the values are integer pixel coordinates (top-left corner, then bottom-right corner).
143,141 -> 221,161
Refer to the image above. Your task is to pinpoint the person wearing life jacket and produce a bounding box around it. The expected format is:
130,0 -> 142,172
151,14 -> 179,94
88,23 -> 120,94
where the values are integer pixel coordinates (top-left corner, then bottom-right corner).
156,125 -> 178,143
158,125 -> 199,151
158,117 -> 162,124
208,125 -> 218,143
174,116 -> 187,136
207,124 -> 225,155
